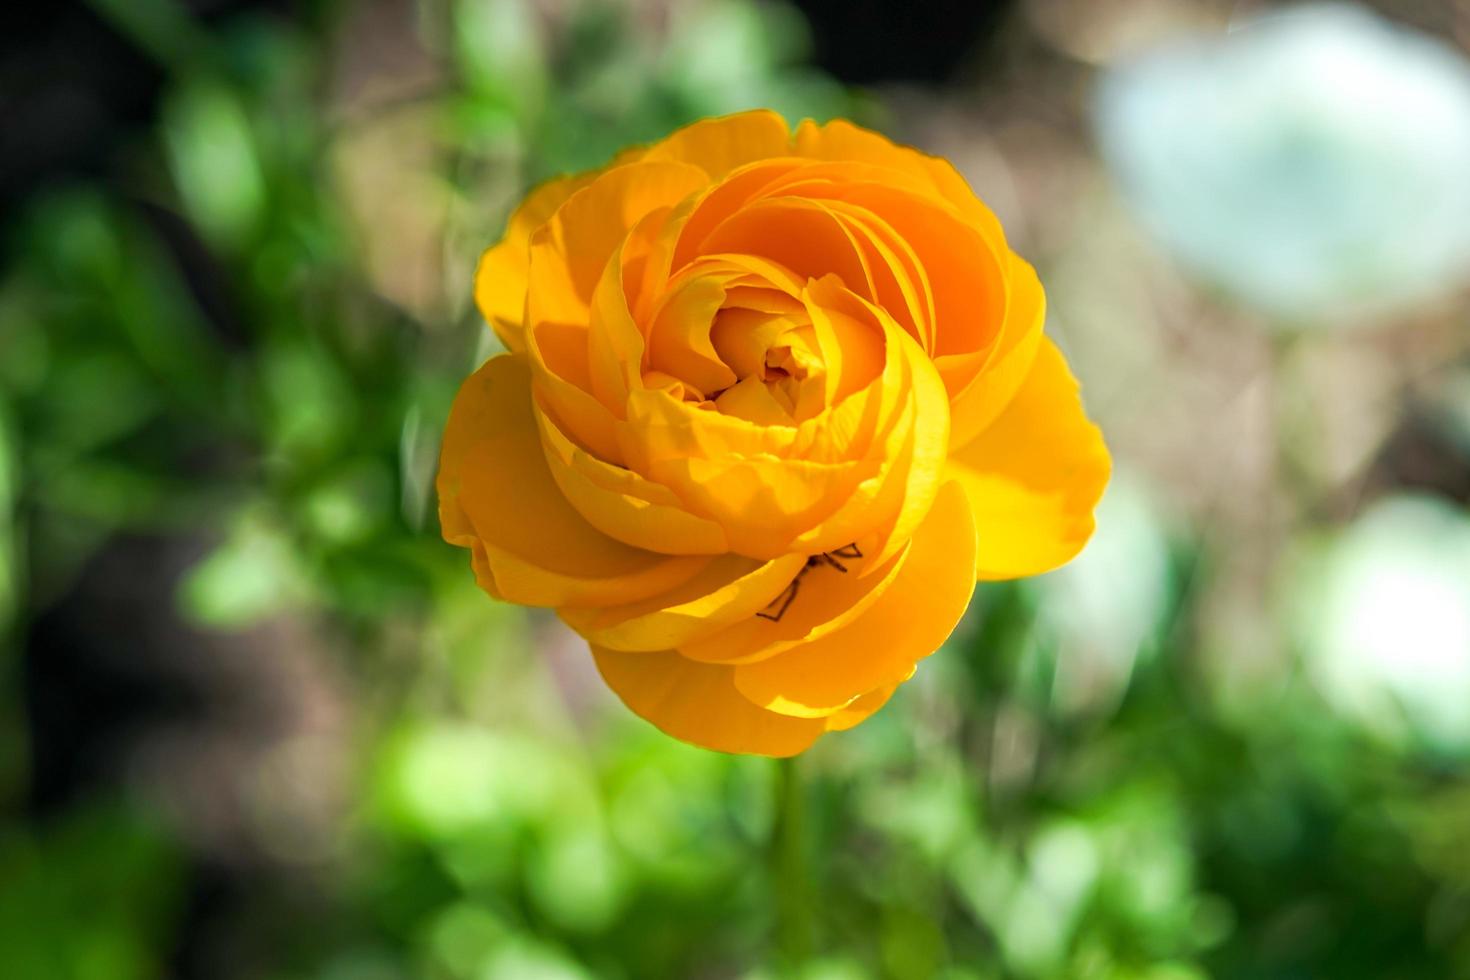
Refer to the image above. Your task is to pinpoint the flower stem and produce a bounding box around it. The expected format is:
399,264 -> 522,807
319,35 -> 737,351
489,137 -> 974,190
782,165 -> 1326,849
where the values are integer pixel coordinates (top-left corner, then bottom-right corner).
772,755 -> 813,966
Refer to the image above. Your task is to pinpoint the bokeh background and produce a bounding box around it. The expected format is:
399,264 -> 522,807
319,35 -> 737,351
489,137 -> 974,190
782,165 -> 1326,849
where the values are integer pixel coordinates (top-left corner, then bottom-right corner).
5,1 -> 1470,977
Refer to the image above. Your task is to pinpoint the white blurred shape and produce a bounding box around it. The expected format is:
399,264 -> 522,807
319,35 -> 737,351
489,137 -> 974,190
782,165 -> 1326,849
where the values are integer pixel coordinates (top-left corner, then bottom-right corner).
1041,472 -> 1173,715
1095,4 -> 1470,325
1299,495 -> 1470,752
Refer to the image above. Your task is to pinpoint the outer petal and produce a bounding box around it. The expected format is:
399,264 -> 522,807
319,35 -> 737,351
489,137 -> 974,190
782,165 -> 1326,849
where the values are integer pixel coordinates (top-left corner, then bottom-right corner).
856,312 -> 952,566
946,251 -> 1046,450
526,319 -> 625,464
536,403 -> 730,555
792,118 -> 1007,250
438,353 -> 709,608
640,109 -> 795,181
677,542 -> 909,665
475,172 -> 596,351
731,480 -> 977,717
592,647 -> 825,757
814,181 -> 1006,360
559,553 -> 806,652
640,449 -> 872,560
525,161 -> 709,328
947,339 -> 1111,581
826,672 -> 909,732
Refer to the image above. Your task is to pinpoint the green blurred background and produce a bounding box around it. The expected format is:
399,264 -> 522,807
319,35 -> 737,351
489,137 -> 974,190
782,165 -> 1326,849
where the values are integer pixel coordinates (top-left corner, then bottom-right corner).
5,0 -> 1470,977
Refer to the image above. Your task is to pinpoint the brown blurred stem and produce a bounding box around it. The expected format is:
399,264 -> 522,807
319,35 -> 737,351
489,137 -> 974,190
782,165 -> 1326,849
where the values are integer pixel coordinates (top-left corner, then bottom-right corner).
772,755 -> 814,965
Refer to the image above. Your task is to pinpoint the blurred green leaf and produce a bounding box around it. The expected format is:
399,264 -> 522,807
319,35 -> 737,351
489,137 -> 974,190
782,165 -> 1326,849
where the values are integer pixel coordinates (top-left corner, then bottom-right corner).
164,79 -> 267,249
452,0 -> 547,119
0,803 -> 182,980
179,510 -> 312,628
262,339 -> 357,463
0,400 -> 16,636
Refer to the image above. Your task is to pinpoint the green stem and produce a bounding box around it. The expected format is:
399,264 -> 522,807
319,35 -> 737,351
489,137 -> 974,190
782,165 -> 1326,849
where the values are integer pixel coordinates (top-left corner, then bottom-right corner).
772,755 -> 813,966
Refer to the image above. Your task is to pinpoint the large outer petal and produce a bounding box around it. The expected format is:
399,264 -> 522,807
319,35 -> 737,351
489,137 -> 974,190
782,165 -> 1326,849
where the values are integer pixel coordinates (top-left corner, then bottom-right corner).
792,118 -> 1007,251
826,673 -> 909,731
559,552 -> 806,651
946,252 -> 1046,450
731,480 -> 977,717
677,540 -> 910,665
807,180 -> 1006,360
475,173 -> 595,351
438,353 -> 710,607
639,109 -> 795,181
525,161 -> 709,327
472,130 -> 711,352
592,647 -> 826,757
536,403 -> 730,555
946,339 -> 1111,580
525,163 -> 708,465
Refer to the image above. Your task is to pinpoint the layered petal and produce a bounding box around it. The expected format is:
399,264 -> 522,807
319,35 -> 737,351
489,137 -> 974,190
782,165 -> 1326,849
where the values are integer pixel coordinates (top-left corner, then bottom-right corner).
826,673 -> 909,732
475,172 -> 594,351
792,117 -> 1007,251
439,353 -> 709,607
677,540 -> 910,665
560,553 -> 806,651
947,339 -> 1112,580
592,646 -> 825,757
525,160 -> 708,329
640,109 -> 795,181
947,251 -> 1046,449
731,480 -> 977,717
536,403 -> 730,555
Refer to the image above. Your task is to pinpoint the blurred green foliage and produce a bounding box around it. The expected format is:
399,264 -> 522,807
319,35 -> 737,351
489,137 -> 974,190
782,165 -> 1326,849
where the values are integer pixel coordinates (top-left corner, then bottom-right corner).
2,1 -> 1469,979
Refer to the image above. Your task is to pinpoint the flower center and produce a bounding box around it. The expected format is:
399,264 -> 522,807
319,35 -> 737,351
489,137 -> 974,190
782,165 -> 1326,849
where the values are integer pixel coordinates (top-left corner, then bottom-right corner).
641,268 -> 839,423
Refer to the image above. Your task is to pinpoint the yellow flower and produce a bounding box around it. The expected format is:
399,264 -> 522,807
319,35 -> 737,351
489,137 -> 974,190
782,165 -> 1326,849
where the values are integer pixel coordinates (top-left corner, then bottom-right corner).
439,110 -> 1110,755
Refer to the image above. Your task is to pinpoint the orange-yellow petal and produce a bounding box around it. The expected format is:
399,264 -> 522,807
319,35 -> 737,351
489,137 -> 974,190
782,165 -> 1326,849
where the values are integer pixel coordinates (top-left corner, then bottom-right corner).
536,403 -> 729,555
817,182 -> 1005,360
438,353 -> 709,607
791,118 -> 1007,251
946,251 -> 1046,450
640,109 -> 794,181
592,646 -> 825,756
678,540 -> 909,665
699,196 -> 876,303
560,553 -> 806,652
643,449 -> 873,560
857,310 -> 952,566
525,318 -> 626,464
525,161 -> 708,329
946,338 -> 1111,580
645,276 -> 737,396
826,671 -> 910,732
731,479 -> 977,717
475,172 -> 595,351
